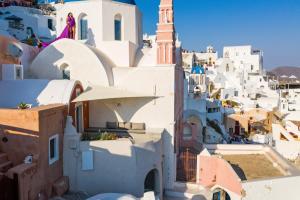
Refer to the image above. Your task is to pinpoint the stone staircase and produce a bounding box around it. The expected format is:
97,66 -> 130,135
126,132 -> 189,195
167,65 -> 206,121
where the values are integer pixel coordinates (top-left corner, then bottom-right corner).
164,182 -> 212,200
0,152 -> 13,173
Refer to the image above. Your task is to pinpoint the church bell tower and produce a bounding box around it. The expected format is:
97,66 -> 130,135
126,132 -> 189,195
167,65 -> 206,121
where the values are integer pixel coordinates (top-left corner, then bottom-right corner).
157,0 -> 176,65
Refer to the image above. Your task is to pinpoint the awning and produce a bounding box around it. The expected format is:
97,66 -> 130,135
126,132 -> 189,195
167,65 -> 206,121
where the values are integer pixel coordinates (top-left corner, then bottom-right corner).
72,86 -> 158,102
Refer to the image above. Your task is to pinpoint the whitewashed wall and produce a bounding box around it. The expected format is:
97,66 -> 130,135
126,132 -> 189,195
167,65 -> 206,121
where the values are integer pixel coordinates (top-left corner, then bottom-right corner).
64,119 -> 163,198
55,0 -> 142,67
242,176 -> 300,200
275,140 -> 300,160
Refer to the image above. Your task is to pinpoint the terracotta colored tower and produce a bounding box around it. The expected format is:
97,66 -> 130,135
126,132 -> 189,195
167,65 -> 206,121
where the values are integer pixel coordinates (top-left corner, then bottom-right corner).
157,0 -> 176,65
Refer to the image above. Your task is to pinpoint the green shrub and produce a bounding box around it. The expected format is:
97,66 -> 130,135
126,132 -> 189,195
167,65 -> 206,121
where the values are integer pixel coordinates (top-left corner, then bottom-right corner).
81,132 -> 118,141
18,102 -> 29,109
100,132 -> 117,140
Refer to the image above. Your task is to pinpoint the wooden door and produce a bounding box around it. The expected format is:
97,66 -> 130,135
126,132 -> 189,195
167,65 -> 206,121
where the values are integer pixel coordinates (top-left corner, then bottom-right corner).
176,148 -> 197,182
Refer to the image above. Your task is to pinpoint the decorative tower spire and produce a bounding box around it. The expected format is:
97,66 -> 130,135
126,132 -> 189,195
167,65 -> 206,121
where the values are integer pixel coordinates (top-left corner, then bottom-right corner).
157,0 -> 176,65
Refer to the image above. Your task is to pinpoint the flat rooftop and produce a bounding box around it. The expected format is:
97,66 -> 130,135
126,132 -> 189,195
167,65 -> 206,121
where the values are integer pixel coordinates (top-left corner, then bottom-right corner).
222,154 -> 284,181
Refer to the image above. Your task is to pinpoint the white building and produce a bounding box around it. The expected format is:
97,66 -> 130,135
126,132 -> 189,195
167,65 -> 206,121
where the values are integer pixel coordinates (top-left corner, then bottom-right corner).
223,45 -> 263,75
0,6 -> 55,41
28,0 -> 184,198
182,45 -> 218,69
205,45 -> 279,111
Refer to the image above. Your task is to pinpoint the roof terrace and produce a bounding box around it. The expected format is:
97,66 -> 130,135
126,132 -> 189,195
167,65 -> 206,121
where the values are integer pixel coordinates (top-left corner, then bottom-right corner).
222,154 -> 283,181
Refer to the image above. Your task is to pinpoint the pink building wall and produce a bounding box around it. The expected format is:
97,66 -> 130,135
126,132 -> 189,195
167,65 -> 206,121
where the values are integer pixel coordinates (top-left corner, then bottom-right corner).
0,104 -> 68,199
199,155 -> 243,197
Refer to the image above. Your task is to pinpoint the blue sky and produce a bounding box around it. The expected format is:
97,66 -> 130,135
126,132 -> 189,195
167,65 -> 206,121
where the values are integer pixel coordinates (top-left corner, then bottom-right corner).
135,0 -> 300,69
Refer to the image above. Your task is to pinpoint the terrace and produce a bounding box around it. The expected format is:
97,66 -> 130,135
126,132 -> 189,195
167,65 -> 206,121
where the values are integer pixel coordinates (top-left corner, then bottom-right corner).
198,144 -> 300,200
204,144 -> 300,180
221,154 -> 283,181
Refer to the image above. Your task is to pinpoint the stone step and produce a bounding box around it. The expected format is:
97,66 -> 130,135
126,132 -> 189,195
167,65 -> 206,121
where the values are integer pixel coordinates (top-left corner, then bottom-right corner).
0,161 -> 13,173
0,153 -> 9,164
165,184 -> 211,200
165,190 -> 209,200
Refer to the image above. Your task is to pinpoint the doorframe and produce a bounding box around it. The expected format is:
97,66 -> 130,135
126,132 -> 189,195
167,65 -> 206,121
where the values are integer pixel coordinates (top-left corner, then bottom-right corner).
75,102 -> 84,133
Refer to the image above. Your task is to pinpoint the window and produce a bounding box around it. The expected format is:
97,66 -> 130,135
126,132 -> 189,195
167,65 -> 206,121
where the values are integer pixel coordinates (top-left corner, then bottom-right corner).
234,91 -> 238,97
80,16 -> 88,40
229,128 -> 233,134
251,65 -> 254,71
48,19 -> 54,31
183,126 -> 192,140
15,66 -> 22,80
8,20 -> 23,30
60,63 -> 70,80
62,69 -> 70,80
114,14 -> 122,41
226,64 -> 229,72
49,134 -> 59,165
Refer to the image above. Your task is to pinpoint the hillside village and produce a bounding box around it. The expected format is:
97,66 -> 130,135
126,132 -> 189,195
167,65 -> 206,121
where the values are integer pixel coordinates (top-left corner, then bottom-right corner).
1,1 -> 300,200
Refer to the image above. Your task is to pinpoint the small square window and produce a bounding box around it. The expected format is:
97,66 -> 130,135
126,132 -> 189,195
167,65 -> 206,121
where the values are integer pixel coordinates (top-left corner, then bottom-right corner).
16,67 -> 21,79
49,134 -> 59,165
48,19 -> 54,31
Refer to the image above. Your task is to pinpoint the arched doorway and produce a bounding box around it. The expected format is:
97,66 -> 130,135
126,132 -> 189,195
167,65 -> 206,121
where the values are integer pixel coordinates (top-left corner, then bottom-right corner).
144,169 -> 160,195
186,115 -> 203,143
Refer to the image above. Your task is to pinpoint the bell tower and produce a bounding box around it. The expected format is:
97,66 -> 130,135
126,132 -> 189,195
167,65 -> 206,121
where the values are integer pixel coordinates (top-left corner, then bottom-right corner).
157,0 -> 176,65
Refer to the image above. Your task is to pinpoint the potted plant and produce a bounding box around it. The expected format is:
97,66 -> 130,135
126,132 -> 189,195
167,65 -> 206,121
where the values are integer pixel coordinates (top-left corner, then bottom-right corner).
18,102 -> 30,110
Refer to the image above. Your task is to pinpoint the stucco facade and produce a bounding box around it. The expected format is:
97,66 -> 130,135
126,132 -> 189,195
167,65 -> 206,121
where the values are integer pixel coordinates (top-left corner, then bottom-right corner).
0,104 -> 68,199
28,0 -> 184,195
64,120 -> 164,198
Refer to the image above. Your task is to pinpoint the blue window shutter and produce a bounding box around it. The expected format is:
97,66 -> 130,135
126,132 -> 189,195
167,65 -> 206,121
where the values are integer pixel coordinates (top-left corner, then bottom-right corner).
80,19 -> 88,40
114,20 -> 121,41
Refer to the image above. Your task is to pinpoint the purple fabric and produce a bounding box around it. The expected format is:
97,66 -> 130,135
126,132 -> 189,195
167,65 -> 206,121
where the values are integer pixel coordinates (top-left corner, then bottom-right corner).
42,16 -> 75,48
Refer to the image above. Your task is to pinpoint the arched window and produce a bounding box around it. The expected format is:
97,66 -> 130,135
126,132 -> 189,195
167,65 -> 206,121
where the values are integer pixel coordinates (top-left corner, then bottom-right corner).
60,63 -> 70,80
226,64 -> 229,72
183,126 -> 192,140
114,14 -> 122,41
79,14 -> 88,40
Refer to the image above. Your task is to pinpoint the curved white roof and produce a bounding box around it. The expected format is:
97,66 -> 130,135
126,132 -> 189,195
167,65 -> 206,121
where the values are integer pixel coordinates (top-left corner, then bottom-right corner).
289,75 -> 297,79
0,79 -> 79,108
30,39 -> 114,88
87,193 -> 139,200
